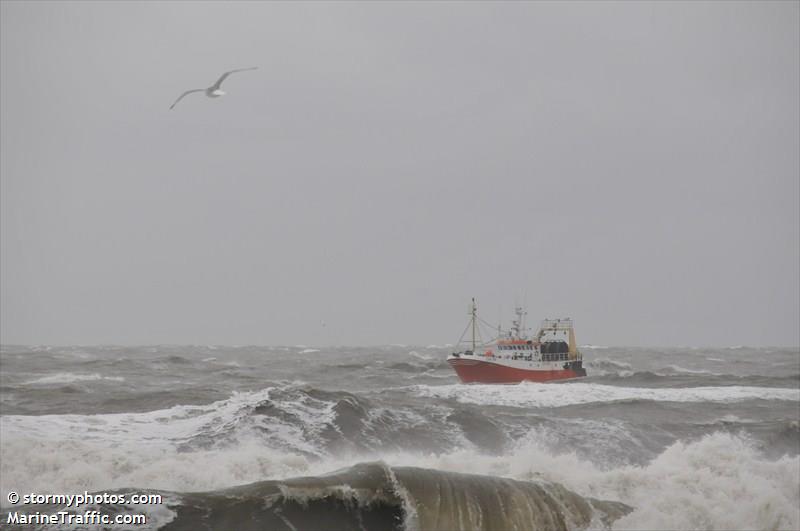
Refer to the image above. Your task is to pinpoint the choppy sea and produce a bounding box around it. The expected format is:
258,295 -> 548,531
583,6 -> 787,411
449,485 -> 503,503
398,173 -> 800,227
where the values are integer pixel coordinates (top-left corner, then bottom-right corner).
0,344 -> 798,530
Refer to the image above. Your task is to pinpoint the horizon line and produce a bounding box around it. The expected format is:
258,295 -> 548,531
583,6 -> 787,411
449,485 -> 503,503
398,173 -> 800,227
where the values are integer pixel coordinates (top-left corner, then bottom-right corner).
2,343 -> 799,350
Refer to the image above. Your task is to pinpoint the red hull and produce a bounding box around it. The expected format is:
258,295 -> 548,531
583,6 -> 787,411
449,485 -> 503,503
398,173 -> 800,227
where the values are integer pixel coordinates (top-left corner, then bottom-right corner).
448,358 -> 584,384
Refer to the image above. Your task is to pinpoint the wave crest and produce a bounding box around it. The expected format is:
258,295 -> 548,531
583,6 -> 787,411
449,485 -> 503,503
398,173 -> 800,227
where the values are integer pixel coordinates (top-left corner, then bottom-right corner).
3,464 -> 628,531
23,372 -> 125,385
412,382 -> 800,408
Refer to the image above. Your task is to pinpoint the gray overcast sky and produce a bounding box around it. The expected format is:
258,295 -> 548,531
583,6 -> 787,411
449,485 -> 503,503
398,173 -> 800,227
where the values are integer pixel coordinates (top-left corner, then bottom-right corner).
1,1 -> 798,347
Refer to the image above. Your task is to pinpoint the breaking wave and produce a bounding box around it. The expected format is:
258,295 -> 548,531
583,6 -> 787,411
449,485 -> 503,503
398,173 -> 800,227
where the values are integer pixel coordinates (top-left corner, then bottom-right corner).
412,382 -> 800,408
3,344 -> 797,530
1,463 -> 630,531
23,372 -> 125,385
661,364 -> 720,375
408,350 -> 433,361
585,358 -> 634,376
395,432 -> 800,531
2,423 -> 795,531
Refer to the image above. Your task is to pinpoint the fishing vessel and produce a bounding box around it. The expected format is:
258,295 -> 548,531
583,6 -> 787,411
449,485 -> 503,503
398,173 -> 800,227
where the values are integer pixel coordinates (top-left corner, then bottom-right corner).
447,299 -> 586,383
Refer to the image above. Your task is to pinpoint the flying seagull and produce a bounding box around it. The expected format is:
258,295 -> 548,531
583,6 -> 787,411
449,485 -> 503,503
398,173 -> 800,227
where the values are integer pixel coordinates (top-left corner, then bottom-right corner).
169,67 -> 258,110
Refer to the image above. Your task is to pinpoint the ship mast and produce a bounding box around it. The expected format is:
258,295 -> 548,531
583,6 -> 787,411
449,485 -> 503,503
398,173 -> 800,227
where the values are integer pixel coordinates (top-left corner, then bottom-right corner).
471,298 -> 477,352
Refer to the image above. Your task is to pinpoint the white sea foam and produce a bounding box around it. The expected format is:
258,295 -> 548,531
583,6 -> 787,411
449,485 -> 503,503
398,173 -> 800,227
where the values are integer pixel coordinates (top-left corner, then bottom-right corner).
0,387 -> 342,498
411,382 -> 800,408
408,351 -> 432,361
661,364 -> 719,375
0,433 -> 318,502
300,348 -> 321,354
580,345 -> 609,350
379,431 -> 800,531
418,370 -> 451,379
707,414 -> 759,426
125,500 -> 178,531
1,395 -> 796,531
29,345 -> 53,352
587,358 -> 631,369
584,358 -> 633,376
23,372 -> 125,385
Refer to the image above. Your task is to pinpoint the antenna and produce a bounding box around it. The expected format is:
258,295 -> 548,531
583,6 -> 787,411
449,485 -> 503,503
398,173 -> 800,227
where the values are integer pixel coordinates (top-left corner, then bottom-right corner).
498,303 -> 503,339
511,305 -> 527,338
523,289 -> 529,336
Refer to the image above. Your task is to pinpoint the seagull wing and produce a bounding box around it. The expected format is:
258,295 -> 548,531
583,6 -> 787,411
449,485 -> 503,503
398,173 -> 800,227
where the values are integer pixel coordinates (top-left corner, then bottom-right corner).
169,89 -> 204,110
210,67 -> 258,91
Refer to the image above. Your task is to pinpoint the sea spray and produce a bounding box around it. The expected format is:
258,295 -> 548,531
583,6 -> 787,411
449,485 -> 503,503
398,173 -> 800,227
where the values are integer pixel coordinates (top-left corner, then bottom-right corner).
2,345 -> 797,530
